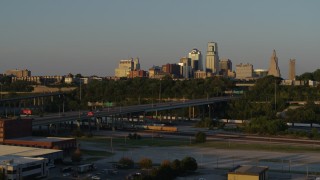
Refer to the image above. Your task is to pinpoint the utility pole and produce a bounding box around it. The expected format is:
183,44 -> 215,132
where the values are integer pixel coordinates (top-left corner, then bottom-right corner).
159,79 -> 161,103
275,80 -> 277,111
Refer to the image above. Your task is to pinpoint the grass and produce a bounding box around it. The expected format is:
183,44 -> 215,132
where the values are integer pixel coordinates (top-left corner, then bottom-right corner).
77,136 -> 190,148
81,149 -> 114,157
77,136 -> 320,153
194,140 -> 320,153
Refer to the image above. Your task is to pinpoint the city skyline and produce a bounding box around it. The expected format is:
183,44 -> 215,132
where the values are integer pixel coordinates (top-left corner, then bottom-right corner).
1,1 -> 319,78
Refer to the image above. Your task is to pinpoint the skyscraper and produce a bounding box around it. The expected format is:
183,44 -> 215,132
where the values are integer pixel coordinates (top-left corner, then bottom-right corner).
179,57 -> 192,79
115,58 -> 134,78
188,49 -> 203,71
205,42 -> 219,74
267,50 -> 281,77
219,58 -> 232,77
133,57 -> 140,70
289,59 -> 296,80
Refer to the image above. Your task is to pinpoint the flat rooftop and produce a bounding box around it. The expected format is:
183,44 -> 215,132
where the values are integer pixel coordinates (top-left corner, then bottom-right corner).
0,144 -> 62,157
8,136 -> 75,142
231,165 -> 268,175
0,155 -> 45,166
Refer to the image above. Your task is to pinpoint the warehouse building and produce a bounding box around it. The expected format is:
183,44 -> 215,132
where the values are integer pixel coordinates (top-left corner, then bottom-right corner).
0,118 -> 77,152
0,145 -> 63,163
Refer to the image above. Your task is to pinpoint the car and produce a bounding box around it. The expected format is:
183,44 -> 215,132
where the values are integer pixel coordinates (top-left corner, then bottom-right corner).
61,166 -> 73,173
62,173 -> 70,177
91,175 -> 101,180
48,163 -> 55,169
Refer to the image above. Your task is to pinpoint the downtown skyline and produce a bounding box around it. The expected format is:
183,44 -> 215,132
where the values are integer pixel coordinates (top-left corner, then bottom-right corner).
1,0 -> 319,78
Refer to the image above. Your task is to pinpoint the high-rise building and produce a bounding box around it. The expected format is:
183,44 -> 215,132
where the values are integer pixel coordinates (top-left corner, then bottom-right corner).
148,66 -> 161,78
188,49 -> 203,71
219,58 -> 232,76
289,59 -> 296,80
236,63 -> 253,79
205,42 -> 219,74
267,50 -> 281,77
133,57 -> 140,70
162,63 -> 180,78
179,57 -> 192,78
115,59 -> 134,78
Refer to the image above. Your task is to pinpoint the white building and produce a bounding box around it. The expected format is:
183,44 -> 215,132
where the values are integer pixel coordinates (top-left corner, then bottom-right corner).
115,59 -> 135,78
188,49 -> 203,71
205,42 -> 219,74
0,156 -> 48,180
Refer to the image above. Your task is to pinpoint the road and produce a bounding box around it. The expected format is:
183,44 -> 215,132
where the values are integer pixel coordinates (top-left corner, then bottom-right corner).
31,96 -> 238,126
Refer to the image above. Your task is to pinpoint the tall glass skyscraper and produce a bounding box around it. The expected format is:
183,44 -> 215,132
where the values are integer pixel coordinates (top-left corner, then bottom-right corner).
188,49 -> 203,71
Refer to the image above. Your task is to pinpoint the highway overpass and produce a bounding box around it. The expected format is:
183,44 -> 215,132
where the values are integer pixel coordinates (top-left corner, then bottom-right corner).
32,96 -> 239,126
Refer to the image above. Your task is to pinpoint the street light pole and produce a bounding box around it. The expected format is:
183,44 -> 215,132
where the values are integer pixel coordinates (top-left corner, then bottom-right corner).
0,83 -> 2,100
159,79 -> 161,103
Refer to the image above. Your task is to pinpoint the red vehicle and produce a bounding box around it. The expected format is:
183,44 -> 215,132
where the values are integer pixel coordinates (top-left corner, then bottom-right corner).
87,111 -> 94,116
21,109 -> 32,116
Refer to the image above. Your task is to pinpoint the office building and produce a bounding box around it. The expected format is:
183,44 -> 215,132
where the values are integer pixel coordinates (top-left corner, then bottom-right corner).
5,69 -> 31,78
236,63 -> 253,79
148,66 -> 162,78
194,70 -> 207,79
289,59 -> 296,80
254,69 -> 268,78
205,42 -> 219,74
179,57 -> 192,78
133,57 -> 140,70
162,63 -> 180,78
267,50 -> 281,77
115,59 -> 134,78
188,49 -> 203,71
219,58 -> 232,76
0,156 -> 49,180
128,70 -> 147,78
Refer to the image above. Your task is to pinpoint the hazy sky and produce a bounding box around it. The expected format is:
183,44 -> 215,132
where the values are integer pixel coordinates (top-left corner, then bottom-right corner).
1,1 -> 319,78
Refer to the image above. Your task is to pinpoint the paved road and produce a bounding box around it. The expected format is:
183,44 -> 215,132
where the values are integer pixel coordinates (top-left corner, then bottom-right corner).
32,96 -> 238,126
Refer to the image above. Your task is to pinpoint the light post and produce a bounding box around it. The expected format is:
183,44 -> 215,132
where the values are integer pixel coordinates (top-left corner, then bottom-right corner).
0,83 -> 2,100
158,79 -> 162,103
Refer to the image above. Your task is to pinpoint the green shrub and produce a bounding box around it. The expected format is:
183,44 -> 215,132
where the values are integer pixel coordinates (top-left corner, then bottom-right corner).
181,156 -> 198,172
139,158 -> 153,169
195,131 -> 206,143
118,157 -> 134,169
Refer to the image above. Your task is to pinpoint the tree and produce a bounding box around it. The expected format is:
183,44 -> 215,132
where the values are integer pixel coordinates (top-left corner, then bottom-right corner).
170,159 -> 182,176
118,157 -> 134,169
139,158 -> 153,169
155,165 -> 175,180
195,131 -> 206,143
161,160 -> 171,167
181,156 -> 198,172
71,147 -> 82,163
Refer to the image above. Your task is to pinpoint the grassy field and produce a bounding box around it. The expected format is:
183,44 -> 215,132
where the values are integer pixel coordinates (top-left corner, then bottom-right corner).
77,136 -> 190,148
193,141 -> 320,153
77,136 -> 320,153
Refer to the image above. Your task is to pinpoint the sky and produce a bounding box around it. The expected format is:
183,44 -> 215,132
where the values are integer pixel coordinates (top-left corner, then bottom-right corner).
0,0 -> 319,78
